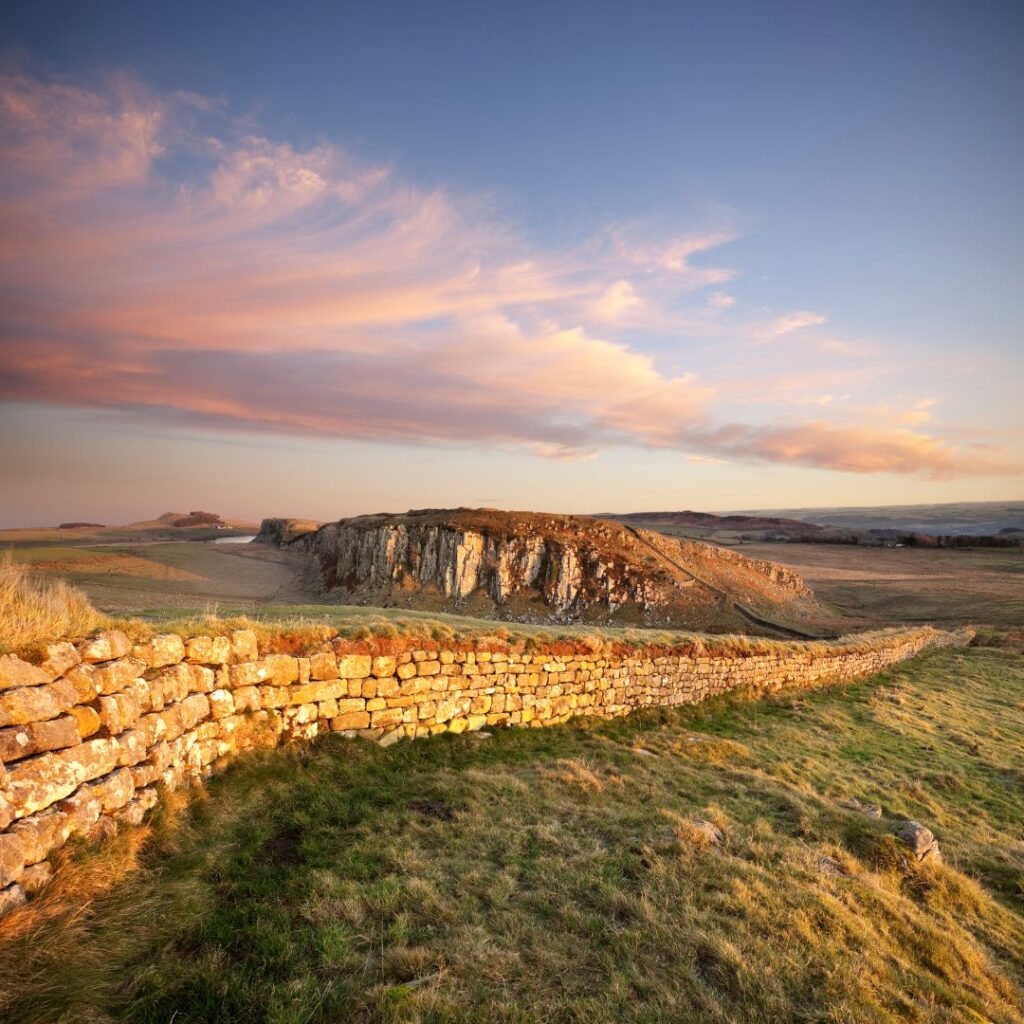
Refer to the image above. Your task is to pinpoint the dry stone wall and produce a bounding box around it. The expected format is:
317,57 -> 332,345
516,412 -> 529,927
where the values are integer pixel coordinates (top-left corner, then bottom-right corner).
0,625 -> 965,916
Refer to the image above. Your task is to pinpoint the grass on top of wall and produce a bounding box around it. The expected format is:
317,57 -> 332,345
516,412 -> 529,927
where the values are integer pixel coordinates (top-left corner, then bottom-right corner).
2,644 -> 1022,1024
6,588 -> 943,661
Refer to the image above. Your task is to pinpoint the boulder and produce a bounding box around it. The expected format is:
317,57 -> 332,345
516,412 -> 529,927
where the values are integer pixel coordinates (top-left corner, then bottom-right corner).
890,820 -> 941,862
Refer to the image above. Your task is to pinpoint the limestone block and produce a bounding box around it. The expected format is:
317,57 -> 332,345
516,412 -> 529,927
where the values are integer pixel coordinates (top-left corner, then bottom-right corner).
232,686 -> 261,712
0,831 -> 25,887
0,654 -> 50,691
417,661 -> 441,677
332,710 -> 370,731
229,661 -> 271,688
1,715 -> 81,762
152,664 -> 193,704
330,654 -> 370,680
289,681 -> 345,705
39,638 -> 82,679
0,685 -> 61,728
397,663 -> 417,681
0,883 -> 26,915
189,666 -> 216,693
208,689 -> 235,719
264,654 -> 298,685
11,809 -> 70,863
309,653 -> 338,681
92,658 -> 147,696
229,630 -> 259,664
78,630 -> 132,664
6,737 -> 120,820
371,656 -> 397,678
20,861 -> 52,895
179,693 -> 211,730
369,707 -> 403,729
132,634 -> 186,669
184,634 -> 232,665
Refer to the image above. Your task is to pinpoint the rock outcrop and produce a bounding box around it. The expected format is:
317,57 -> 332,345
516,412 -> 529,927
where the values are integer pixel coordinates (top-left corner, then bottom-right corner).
258,508 -> 820,631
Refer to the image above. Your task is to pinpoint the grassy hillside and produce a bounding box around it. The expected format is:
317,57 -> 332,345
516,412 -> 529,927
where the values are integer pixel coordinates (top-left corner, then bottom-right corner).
2,643 -> 1022,1023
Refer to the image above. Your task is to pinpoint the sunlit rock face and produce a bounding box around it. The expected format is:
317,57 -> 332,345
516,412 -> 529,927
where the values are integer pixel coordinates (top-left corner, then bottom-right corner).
315,520 -> 667,616
259,508 -> 815,629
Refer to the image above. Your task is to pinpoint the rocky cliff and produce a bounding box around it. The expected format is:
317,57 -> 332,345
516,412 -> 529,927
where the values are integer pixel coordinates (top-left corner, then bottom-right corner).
257,509 -> 820,632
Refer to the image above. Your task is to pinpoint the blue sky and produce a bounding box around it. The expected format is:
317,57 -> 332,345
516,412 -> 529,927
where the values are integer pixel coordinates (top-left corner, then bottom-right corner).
0,1 -> 1021,525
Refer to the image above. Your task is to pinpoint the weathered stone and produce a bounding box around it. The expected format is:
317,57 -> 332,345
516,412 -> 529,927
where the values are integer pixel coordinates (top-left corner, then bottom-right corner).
371,655 -> 397,678
132,634 -> 186,668
332,710 -> 370,730
307,652 -> 337,681
6,737 -> 120,819
0,832 -> 25,886
189,665 -> 216,693
11,809 -> 70,863
229,630 -> 259,664
1,715 -> 81,761
229,661 -> 270,688
38,642 -> 81,680
20,860 -> 52,894
0,883 -> 26,915
0,684 -> 63,727
688,820 -> 725,846
185,634 -> 232,665
336,654 -> 371,679
78,630 -> 132,664
209,689 -> 235,719
369,707 -> 403,729
92,657 -> 146,696
0,654 -> 50,691
264,654 -> 299,685
69,704 -> 102,739
890,820 -> 941,862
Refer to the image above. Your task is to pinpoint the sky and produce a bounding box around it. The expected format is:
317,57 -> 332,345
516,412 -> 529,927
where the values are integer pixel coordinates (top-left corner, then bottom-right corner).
0,0 -> 1022,527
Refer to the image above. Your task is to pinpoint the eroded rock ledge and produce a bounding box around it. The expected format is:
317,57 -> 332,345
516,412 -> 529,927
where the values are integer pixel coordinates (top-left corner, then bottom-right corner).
0,624 -> 969,916
257,509 -> 815,629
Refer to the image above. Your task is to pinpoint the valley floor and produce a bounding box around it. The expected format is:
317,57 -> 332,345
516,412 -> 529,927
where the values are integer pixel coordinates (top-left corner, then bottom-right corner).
2,643 -> 1023,1023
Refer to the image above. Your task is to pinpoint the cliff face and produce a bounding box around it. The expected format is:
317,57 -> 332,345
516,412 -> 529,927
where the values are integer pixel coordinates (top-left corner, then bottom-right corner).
258,509 -> 818,631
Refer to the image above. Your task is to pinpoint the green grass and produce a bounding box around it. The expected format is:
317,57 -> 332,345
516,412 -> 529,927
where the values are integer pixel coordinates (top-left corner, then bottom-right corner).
2,645 -> 1023,1023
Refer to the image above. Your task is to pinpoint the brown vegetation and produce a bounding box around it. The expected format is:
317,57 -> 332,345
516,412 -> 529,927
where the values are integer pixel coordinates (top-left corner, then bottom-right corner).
0,555 -> 108,652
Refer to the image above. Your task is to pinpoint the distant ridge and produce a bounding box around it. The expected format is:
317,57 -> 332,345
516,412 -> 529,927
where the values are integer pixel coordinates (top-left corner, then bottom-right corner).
596,510 -> 824,537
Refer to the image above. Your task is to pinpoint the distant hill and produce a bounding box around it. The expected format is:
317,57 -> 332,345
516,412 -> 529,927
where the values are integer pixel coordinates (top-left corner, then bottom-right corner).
729,500 -> 1024,537
0,512 -> 258,544
257,508 -> 826,636
596,510 -> 825,539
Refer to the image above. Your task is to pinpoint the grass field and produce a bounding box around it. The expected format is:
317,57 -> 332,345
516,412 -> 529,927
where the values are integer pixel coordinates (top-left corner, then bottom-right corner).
741,542 -> 1024,628
2,643 -> 1023,1023
4,542 -> 310,617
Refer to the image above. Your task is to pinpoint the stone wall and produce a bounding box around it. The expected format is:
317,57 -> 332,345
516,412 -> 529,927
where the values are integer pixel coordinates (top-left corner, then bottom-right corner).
0,625 -> 966,915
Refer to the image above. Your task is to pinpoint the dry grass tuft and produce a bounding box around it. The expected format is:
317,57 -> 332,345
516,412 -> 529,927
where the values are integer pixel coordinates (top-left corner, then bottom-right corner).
0,553 -> 109,652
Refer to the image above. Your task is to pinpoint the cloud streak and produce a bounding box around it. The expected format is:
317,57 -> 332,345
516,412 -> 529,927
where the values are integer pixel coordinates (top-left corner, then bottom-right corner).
0,70 -> 1017,481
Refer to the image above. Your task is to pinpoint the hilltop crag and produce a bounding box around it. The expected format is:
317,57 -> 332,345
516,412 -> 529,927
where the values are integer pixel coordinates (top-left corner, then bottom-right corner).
257,509 -> 821,632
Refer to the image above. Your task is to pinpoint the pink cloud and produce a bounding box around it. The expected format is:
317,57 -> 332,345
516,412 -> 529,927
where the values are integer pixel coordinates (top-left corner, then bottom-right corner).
0,70 -> 1018,481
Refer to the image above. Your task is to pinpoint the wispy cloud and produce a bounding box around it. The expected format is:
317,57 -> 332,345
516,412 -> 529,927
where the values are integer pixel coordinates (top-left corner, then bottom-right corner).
0,69 -> 1018,481
755,309 -> 828,341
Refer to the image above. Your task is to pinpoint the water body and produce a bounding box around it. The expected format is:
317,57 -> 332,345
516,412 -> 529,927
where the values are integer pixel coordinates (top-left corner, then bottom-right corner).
209,535 -> 256,544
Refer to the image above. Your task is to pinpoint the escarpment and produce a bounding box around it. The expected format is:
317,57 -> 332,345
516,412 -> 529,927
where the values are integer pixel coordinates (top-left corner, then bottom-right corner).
258,509 -> 821,632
